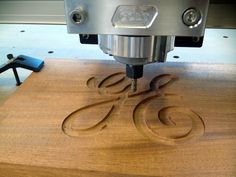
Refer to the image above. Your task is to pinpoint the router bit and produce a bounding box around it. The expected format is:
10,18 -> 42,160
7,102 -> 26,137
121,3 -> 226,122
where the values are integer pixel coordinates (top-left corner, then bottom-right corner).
126,65 -> 143,93
131,79 -> 137,92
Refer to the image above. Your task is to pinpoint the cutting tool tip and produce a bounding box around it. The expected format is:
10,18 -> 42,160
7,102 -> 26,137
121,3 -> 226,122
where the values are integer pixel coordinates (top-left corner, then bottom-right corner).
131,79 -> 137,93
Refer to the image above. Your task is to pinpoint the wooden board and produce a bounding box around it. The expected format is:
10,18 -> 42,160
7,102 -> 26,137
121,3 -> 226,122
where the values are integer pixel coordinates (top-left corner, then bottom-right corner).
0,59 -> 236,177
0,69 -> 31,106
0,74 -> 17,106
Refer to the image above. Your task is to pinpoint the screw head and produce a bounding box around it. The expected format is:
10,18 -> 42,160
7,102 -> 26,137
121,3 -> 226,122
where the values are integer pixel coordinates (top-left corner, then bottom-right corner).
183,8 -> 202,28
71,8 -> 87,25
7,54 -> 14,60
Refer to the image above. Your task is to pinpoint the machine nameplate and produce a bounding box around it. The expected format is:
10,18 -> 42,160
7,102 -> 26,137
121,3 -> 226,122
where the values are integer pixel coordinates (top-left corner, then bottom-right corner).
112,5 -> 158,29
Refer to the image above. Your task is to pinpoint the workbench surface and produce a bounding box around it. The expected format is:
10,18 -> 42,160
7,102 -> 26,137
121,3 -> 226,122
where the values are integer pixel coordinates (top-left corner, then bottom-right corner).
0,59 -> 236,177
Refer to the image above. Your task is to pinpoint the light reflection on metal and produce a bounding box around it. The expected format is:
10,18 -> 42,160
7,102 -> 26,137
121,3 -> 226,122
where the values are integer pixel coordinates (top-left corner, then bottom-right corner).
112,5 -> 158,29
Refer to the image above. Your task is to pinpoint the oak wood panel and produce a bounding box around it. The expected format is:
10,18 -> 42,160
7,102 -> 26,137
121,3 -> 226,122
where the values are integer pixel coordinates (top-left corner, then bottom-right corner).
0,59 -> 236,177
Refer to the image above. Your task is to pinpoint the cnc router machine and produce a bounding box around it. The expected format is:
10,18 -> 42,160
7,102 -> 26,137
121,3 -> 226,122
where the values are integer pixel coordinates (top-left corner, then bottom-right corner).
64,0 -> 209,92
0,1 -> 236,176
0,0 -> 235,89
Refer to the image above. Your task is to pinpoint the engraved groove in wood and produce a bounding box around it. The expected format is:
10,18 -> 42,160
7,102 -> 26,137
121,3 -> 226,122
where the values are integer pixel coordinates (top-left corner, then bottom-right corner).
63,72 -> 129,137
98,72 -> 125,88
63,72 -> 205,145
133,95 -> 205,146
86,77 -> 97,89
87,72 -> 130,96
62,98 -> 119,137
149,74 -> 178,90
128,74 -> 178,98
105,76 -> 126,88
109,84 -> 131,94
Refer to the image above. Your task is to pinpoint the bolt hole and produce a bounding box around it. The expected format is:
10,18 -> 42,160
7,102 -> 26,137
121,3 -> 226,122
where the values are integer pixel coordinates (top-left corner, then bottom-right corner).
173,56 -> 180,59
48,51 -> 54,54
20,30 -> 25,33
72,13 -> 82,24
223,36 -> 229,39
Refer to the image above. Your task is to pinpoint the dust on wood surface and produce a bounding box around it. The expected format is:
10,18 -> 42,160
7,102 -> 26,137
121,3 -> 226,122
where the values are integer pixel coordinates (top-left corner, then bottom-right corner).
0,59 -> 236,177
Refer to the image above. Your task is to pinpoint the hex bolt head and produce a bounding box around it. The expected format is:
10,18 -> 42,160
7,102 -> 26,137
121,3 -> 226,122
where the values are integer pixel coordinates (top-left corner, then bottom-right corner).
183,8 -> 202,28
71,8 -> 87,25
7,54 -> 14,60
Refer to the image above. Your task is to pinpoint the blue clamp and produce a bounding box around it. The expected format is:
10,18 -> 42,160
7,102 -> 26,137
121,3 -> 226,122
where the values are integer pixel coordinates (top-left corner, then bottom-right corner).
0,54 -> 44,86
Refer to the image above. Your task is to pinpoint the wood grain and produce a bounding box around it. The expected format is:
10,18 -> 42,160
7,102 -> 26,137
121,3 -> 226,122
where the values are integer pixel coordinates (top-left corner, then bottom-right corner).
0,59 -> 236,177
0,69 -> 31,106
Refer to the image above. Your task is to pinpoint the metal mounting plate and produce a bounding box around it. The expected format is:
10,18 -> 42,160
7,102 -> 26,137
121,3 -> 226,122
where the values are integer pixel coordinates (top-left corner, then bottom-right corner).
64,0 -> 209,36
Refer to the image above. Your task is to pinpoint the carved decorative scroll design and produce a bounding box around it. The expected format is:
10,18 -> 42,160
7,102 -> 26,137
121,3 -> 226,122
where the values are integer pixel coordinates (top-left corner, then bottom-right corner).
62,98 -> 118,137
62,72 -> 205,145
63,72 -> 129,137
133,96 -> 205,146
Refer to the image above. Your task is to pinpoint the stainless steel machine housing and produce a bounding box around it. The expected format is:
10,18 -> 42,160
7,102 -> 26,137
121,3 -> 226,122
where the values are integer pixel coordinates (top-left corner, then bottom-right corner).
64,0 -> 210,91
